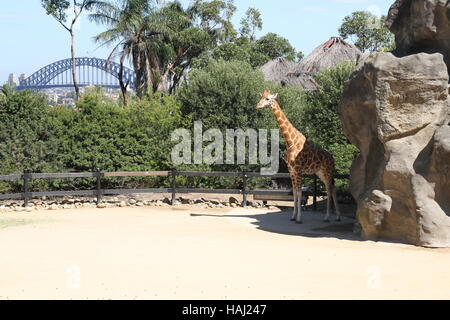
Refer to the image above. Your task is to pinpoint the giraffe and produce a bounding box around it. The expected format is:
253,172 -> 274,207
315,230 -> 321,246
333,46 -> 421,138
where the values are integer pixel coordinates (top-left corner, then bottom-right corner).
256,89 -> 341,224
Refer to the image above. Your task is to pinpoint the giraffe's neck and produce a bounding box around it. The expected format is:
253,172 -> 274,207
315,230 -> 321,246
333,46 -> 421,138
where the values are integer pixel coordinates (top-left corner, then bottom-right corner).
271,101 -> 306,150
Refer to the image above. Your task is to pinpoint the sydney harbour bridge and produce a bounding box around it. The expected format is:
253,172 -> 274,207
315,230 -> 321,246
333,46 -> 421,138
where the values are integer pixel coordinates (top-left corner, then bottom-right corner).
17,57 -> 136,91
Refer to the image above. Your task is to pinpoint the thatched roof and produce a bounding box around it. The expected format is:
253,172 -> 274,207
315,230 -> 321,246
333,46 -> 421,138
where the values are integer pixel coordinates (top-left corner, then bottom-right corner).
260,57 -> 298,85
281,73 -> 319,91
295,37 -> 362,73
260,37 -> 361,91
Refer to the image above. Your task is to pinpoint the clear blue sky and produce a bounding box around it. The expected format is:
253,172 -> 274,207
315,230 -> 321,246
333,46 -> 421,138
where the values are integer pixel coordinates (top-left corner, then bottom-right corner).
0,0 -> 394,82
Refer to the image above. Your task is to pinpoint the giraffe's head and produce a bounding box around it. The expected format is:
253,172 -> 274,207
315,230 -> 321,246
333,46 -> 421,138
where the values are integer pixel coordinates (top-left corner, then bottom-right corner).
256,89 -> 278,109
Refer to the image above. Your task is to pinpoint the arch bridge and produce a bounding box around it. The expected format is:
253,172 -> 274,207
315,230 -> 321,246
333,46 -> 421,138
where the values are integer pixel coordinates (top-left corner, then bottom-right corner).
17,57 -> 136,90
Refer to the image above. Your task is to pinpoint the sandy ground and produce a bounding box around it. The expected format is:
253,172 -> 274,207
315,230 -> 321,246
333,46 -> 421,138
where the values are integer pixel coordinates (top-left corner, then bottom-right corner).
0,206 -> 449,300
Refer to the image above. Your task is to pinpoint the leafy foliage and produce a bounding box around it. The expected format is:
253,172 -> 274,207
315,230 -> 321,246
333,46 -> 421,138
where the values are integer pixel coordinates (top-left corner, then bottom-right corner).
0,86 -> 186,191
178,59 -> 268,130
41,0 -> 71,22
90,0 -> 237,95
194,32 -> 303,69
300,62 -> 359,175
177,59 -> 309,177
239,7 -> 262,40
256,33 -> 303,62
339,11 -> 395,52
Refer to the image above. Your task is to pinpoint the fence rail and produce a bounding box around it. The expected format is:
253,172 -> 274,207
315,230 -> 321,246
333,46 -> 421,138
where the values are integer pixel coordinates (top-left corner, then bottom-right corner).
0,169 -> 349,210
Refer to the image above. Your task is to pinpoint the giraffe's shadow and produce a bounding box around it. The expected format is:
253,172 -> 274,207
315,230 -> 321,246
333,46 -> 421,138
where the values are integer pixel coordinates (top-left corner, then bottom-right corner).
190,208 -> 361,241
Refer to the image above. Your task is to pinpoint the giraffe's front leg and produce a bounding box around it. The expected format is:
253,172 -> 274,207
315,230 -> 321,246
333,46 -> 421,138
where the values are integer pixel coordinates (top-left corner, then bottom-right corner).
295,186 -> 303,224
324,185 -> 331,223
289,167 -> 298,222
291,187 -> 298,221
331,184 -> 341,222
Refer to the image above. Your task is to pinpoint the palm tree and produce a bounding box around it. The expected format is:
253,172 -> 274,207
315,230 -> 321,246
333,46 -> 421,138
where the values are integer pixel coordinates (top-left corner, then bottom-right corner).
88,0 -> 159,101
90,0 -> 237,98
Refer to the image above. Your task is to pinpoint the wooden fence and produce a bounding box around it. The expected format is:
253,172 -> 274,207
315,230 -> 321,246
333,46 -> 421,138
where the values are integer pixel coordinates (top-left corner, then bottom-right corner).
0,169 -> 349,210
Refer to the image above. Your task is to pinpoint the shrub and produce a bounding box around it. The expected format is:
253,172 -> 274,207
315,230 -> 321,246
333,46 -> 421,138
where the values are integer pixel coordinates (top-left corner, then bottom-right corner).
301,61 -> 359,176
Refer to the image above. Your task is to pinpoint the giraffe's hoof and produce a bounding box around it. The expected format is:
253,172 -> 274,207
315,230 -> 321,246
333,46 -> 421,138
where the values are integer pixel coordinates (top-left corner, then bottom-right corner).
290,218 -> 296,222
323,219 -> 330,223
335,218 -> 342,222
296,220 -> 303,224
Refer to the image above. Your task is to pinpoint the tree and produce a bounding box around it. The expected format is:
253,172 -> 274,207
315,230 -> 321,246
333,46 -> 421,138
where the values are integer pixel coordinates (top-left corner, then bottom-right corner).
89,0 -> 159,98
239,8 -> 262,40
90,0 -> 237,95
339,11 -> 395,52
193,32 -> 303,69
153,0 -> 237,93
255,33 -> 303,62
178,59 -> 267,130
66,90 -> 185,172
300,62 -> 359,176
0,86 -> 62,176
41,0 -> 94,100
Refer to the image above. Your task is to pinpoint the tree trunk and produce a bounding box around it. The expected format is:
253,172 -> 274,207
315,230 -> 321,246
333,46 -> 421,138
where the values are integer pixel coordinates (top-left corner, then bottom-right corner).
118,55 -> 129,107
133,51 -> 145,98
70,31 -> 80,101
157,66 -> 172,93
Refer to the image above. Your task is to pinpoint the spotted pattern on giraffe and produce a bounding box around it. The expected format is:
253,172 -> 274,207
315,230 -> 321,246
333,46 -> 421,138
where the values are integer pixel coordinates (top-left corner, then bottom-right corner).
256,89 -> 341,223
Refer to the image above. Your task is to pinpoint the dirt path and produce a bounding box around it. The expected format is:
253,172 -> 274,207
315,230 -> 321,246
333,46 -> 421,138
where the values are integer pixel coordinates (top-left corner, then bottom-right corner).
0,206 -> 449,300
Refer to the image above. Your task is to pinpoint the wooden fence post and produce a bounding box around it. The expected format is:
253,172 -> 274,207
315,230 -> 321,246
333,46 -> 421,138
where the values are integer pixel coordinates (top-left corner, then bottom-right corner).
95,168 -> 103,205
242,171 -> 248,208
313,176 -> 318,212
23,170 -> 31,208
171,168 -> 177,206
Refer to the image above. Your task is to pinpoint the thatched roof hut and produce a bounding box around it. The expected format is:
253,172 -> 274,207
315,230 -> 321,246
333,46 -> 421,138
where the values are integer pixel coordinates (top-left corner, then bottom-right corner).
295,37 -> 361,73
260,57 -> 319,90
260,57 -> 298,85
281,73 -> 319,91
260,37 -> 360,91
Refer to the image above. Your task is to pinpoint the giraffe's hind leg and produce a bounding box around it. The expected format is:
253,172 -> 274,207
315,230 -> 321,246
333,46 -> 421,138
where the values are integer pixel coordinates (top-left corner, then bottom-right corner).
289,171 -> 299,222
331,184 -> 341,222
324,185 -> 332,223
295,184 -> 303,224
291,187 -> 298,221
317,170 -> 332,223
290,170 -> 303,223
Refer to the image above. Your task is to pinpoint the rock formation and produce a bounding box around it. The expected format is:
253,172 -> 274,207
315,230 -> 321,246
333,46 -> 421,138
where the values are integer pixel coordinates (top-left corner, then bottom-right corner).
386,0 -> 450,74
339,0 -> 450,247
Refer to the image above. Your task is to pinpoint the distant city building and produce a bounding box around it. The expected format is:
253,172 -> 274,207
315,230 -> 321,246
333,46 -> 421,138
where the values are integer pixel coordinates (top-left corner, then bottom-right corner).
19,74 -> 27,83
105,92 -> 120,101
47,93 -> 59,105
8,74 -> 18,87
62,98 -> 75,105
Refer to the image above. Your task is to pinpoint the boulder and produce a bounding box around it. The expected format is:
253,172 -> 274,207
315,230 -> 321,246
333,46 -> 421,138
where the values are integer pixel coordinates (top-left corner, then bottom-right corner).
209,199 -> 221,206
423,125 -> 450,213
179,197 -> 191,205
387,0 -> 450,74
357,190 -> 393,240
339,51 -> 450,247
229,196 -> 240,204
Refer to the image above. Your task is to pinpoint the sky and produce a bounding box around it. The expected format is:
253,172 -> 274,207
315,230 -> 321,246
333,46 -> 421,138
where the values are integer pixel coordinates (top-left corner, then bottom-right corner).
0,0 -> 394,83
